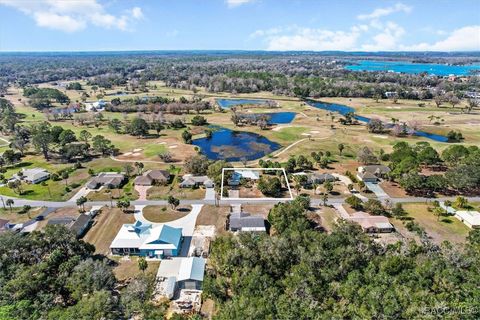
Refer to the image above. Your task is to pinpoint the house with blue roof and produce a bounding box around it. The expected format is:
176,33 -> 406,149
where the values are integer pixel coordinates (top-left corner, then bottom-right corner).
110,221 -> 182,258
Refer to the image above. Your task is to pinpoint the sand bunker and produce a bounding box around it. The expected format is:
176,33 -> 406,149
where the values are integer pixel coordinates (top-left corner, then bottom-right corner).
272,125 -> 293,131
373,135 -> 388,139
169,145 -> 178,149
131,153 -> 141,156
123,152 -> 132,156
133,148 -> 143,152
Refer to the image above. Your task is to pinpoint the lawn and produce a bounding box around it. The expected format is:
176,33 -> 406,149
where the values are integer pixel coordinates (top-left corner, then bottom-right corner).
147,185 -> 205,200
316,206 -> 340,233
83,207 -> 135,255
400,203 -> 470,245
142,205 -> 190,223
0,207 -> 43,223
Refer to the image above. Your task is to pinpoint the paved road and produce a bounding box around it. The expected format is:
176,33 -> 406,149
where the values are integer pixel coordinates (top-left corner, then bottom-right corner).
2,194 -> 480,209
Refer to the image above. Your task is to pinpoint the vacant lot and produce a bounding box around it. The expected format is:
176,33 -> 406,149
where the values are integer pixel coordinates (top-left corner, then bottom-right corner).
83,207 -> 135,255
36,206 -> 79,229
196,205 -> 230,234
142,205 -> 190,223
401,203 -> 470,245
0,207 -> 44,224
147,185 -> 205,200
111,256 -> 160,282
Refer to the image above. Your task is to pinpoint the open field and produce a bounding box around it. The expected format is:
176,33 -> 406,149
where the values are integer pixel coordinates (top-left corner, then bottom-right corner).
111,256 -> 160,282
400,203 -> 470,245
195,205 -> 230,234
0,207 -> 43,223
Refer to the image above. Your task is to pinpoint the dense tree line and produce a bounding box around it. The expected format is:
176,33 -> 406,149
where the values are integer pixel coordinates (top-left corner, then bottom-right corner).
0,226 -> 166,319
204,197 -> 480,319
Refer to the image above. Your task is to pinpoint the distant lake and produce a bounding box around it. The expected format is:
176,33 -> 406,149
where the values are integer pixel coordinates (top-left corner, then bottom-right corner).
192,127 -> 281,161
307,101 -> 448,142
216,98 -> 267,109
240,112 -> 296,124
345,60 -> 480,76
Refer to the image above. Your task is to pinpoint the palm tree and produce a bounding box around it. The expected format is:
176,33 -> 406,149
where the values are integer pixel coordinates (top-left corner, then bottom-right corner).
5,199 -> 13,212
322,193 -> 329,206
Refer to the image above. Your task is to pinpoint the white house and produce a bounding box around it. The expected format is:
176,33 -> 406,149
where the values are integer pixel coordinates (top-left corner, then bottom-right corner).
13,168 -> 50,184
455,211 -> 480,229
84,100 -> 106,112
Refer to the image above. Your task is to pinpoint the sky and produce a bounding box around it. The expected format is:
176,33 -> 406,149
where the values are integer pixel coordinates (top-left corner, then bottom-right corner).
0,0 -> 479,52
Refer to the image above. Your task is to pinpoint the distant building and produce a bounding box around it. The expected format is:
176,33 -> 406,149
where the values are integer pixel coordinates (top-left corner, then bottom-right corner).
229,211 -> 266,232
357,165 -> 391,182
110,221 -> 182,258
87,172 -> 125,189
84,100 -> 106,112
12,168 -> 50,184
455,211 -> 480,229
179,174 -> 214,188
134,170 -> 170,186
385,91 -> 398,98
348,212 -> 394,233
228,170 -> 261,186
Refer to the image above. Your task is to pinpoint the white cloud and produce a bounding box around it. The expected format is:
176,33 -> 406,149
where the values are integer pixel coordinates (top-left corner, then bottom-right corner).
264,26 -> 361,51
226,0 -> 254,8
0,0 -> 143,32
361,22 -> 405,51
402,25 -> 480,51
358,3 -> 411,20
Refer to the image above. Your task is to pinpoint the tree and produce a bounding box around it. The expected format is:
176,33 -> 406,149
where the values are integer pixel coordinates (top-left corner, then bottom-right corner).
167,196 -> 180,209
345,195 -> 363,210
92,135 -> 115,156
79,130 -> 92,143
134,162 -> 144,175
357,146 -> 378,164
76,196 -> 87,212
323,181 -> 333,194
138,257 -> 148,273
454,196 -> 468,209
108,119 -> 122,133
391,203 -> 407,218
337,143 -> 345,155
366,119 -> 384,133
257,176 -> 282,197
123,164 -> 134,177
31,122 -> 52,160
117,198 -> 130,212
5,198 -> 13,212
191,115 -> 207,126
185,155 -> 210,175
182,130 -> 192,144
62,171 -> 69,186
363,199 -> 385,215
322,193 -> 329,206
434,95 -> 444,108
127,118 -> 149,137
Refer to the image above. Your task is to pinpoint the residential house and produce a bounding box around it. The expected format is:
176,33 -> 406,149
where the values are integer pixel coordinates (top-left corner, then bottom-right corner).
229,211 -> 266,232
179,174 -> 214,188
347,212 -> 394,233
455,210 -> 480,229
47,217 -> 75,227
12,168 -> 50,184
86,172 -> 125,189
357,165 -> 391,183
228,169 -> 260,186
306,172 -> 335,185
69,214 -> 93,237
134,169 -> 170,186
84,100 -> 106,112
110,221 -> 182,258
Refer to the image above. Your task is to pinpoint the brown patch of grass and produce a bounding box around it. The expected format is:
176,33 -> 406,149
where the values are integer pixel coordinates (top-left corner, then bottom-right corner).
112,256 -> 160,282
37,206 -> 79,230
195,205 -> 230,234
380,181 -> 408,198
240,204 -> 274,218
142,205 -> 190,223
0,207 -> 44,224
83,207 -> 135,255
147,185 -> 205,200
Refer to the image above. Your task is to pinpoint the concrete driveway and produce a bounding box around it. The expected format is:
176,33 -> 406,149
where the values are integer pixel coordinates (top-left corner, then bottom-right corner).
135,185 -> 151,201
365,182 -> 389,198
204,187 -> 215,200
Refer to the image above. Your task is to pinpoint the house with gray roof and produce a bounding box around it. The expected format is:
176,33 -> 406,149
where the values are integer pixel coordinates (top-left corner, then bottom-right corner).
134,169 -> 170,186
306,173 -> 335,185
12,168 -> 50,184
87,172 -> 125,189
229,211 -> 266,232
179,174 -> 214,188
357,165 -> 391,182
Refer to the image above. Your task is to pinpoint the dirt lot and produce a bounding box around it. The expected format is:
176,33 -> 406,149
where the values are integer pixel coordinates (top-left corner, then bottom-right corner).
142,205 -> 190,223
0,207 -> 44,224
240,204 -> 274,218
111,256 -> 160,282
83,207 -> 135,255
195,205 -> 230,234
380,181 -> 408,198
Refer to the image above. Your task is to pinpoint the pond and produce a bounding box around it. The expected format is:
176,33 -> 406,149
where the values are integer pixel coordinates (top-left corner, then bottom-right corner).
345,60 -> 480,76
216,98 -> 268,109
192,127 -> 281,161
240,112 -> 296,124
307,101 -> 448,142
